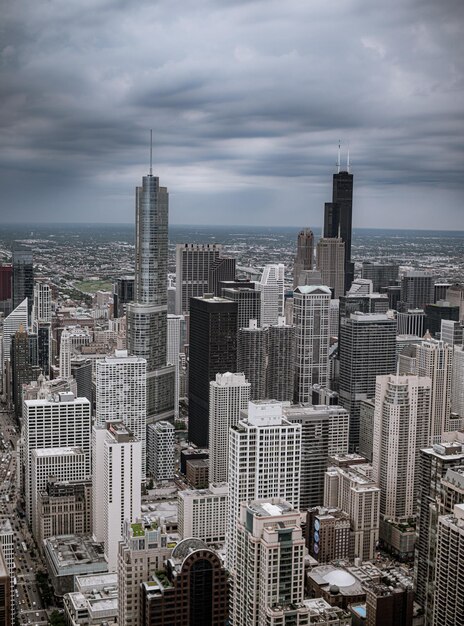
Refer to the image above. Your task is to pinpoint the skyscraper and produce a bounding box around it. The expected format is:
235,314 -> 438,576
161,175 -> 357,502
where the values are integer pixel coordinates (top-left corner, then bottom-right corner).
293,228 -> 314,288
237,320 -> 267,400
293,285 -> 331,403
323,157 -> 354,292
146,420 -> 175,481
175,243 -> 222,314
266,316 -> 295,402
339,313 -> 397,451
2,298 -> 28,370
208,372 -> 250,484
451,345 -> 464,418
127,168 -> 175,422
188,295 -> 238,447
361,261 -> 399,292
400,271 -> 435,310
12,243 -> 33,318
316,237 -> 345,298
222,286 -> 261,328
256,263 -> 285,326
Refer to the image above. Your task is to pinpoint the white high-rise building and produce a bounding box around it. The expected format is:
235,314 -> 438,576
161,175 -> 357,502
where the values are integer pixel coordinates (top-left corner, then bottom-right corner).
146,420 -> 175,481
92,422 -> 142,572
2,297 -> 28,367
227,400 -> 301,574
257,263 -> 285,326
33,279 -> 52,324
167,314 -> 182,419
23,392 -> 91,523
293,285 -> 331,402
416,339 -> 453,442
373,374 -> 431,523
209,372 -> 250,484
95,350 -> 147,472
451,346 -> 464,418
233,499 -> 310,626
59,330 -> 71,379
316,237 -> 345,299
178,483 -> 228,544
0,518 -> 14,625
30,447 -> 87,540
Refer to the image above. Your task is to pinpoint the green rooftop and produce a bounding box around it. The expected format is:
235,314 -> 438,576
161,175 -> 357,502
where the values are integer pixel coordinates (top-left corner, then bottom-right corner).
131,523 -> 145,537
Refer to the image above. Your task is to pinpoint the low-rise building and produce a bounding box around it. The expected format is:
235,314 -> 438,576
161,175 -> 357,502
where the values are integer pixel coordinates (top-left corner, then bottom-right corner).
63,572 -> 118,625
178,483 -> 228,545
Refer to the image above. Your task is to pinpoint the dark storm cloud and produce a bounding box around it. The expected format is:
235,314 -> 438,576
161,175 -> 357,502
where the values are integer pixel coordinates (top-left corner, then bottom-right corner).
0,0 -> 463,227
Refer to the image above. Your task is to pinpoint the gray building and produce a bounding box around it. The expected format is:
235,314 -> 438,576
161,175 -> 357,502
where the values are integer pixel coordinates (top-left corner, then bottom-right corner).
400,271 -> 434,310
223,287 -> 261,328
237,321 -> 267,401
266,317 -> 295,403
361,261 -> 399,292
339,313 -> 397,451
12,243 -> 33,318
293,228 -> 314,289
396,308 -> 425,336
71,358 -> 93,404
208,256 -> 236,296
175,243 -> 222,314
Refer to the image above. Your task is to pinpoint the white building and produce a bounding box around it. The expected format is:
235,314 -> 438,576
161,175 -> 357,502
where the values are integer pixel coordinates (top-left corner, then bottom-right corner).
167,314 -> 183,418
451,346 -> 464,418
147,420 -> 175,481
373,374 -> 431,523
416,339 -> 454,442
33,279 -> 52,324
227,400 -> 301,574
233,499 -> 310,626
2,297 -> 28,367
23,392 -> 91,523
59,330 -> 72,379
92,422 -> 142,572
31,446 -> 87,540
293,285 -> 331,402
178,483 -> 228,544
0,518 -> 14,625
95,350 -> 147,472
209,372 -> 250,484
64,573 -> 118,626
256,263 -> 285,326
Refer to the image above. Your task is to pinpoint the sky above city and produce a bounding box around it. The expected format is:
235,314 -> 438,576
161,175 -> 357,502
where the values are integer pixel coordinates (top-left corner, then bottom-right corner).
1,0 -> 463,229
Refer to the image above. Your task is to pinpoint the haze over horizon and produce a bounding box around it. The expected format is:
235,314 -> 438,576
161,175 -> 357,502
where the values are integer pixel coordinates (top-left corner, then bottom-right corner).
1,0 -> 463,229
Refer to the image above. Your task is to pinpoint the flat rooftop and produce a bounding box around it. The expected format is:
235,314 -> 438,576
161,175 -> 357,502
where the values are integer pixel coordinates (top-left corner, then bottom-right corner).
44,534 -> 106,574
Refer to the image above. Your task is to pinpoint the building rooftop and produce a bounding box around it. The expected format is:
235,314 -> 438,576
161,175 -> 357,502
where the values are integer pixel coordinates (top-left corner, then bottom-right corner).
33,446 -> 84,458
249,499 -> 294,518
44,534 -> 107,575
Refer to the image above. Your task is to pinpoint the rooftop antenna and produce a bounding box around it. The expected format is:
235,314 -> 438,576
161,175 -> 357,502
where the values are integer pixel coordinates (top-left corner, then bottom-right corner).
337,141 -> 341,174
149,129 -> 153,176
347,145 -> 350,173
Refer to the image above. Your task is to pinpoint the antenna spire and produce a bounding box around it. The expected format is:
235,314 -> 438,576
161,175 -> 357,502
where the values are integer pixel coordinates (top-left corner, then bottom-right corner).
149,129 -> 153,176
337,141 -> 341,174
347,145 -> 350,173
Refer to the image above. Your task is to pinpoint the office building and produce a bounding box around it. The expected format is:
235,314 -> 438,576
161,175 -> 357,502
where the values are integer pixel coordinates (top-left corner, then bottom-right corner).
178,483 -> 228,544
70,357 -> 92,404
0,263 -> 12,316
293,285 -> 331,403
373,375 -> 431,554
416,339 -> 454,442
227,401 -> 301,573
0,519 -> 14,626
32,279 -> 52,324
95,350 -> 147,472
400,271 -> 434,310
364,572 -> 414,626
433,504 -> 464,626
323,160 -> 354,292
113,275 -> 134,318
222,286 -> 261,328
441,319 -> 463,347
324,463 -> 380,561
359,398 -> 375,462
0,549 -> 11,626
266,316 -> 295,402
140,539 -> 228,626
92,422 -> 142,571
256,263 -> 285,326
10,325 -> 38,417
339,292 -> 389,318
188,295 -> 238,447
23,393 -> 91,523
425,301 -> 460,337
414,442 -> 464,621
2,298 -> 28,370
233,499 -> 310,626
316,237 -> 345,298
118,517 -> 178,626
175,243 -> 222,314
64,572 -> 118,626
396,308 -> 425,336
167,314 -> 182,419
446,283 -> 464,320
208,372 -> 250,484
127,169 -> 174,423
147,421 -> 175,481
12,243 -> 33,317
237,320 -> 266,400
361,261 -> 399,292
306,506 -> 352,563
293,228 -> 314,288
207,256 -> 236,296
451,345 -> 464,417
284,404 -> 349,509
339,313 -> 397,451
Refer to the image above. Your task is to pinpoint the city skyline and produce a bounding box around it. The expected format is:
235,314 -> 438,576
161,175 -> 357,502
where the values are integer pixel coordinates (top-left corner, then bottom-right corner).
1,1 -> 463,229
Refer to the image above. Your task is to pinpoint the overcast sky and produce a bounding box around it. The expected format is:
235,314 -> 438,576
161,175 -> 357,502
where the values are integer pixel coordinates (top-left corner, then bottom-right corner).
1,0 -> 463,229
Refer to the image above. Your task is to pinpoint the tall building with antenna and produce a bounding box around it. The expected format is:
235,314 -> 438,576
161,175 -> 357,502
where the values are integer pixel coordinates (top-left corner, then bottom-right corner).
323,144 -> 354,293
127,132 -> 175,424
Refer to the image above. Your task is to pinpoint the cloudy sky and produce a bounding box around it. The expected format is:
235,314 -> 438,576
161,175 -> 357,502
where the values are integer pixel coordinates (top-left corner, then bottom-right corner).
1,0 -> 463,228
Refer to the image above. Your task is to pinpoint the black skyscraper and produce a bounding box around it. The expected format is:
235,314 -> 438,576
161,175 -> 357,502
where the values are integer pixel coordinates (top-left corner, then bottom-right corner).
188,295 -> 238,447
324,166 -> 354,292
12,244 -> 33,318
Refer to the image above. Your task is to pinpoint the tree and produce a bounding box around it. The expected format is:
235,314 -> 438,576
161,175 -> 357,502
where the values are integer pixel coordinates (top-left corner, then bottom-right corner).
49,610 -> 66,625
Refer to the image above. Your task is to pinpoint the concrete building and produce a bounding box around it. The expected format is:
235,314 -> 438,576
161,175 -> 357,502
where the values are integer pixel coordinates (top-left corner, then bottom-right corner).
167,314 -> 182,419
266,316 -> 295,402
316,237 -> 345,298
339,313 -> 397,452
175,243 -> 222,314
96,350 -> 147,473
233,499 -> 310,626
451,345 -> 464,418
0,550 -> 11,626
64,572 -> 118,626
446,283 -> 464,320
400,271 -> 435,310
293,285 -> 331,403
441,319 -> 463,347
257,263 -> 285,326
23,393 -> 91,524
147,421 -> 175,482
32,279 -> 52,324
306,507 -> 352,563
426,301 -> 460,337
227,401 -> 301,574
208,372 -> 250,484
293,228 -> 314,288
178,483 -> 228,544
118,517 -> 178,626
237,320 -> 266,400
2,297 -> 28,370
433,504 -> 464,626
0,519 -> 14,626
223,286 -> 261,329
396,309 -> 426,336
361,261 -> 399,293
92,422 -> 142,571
